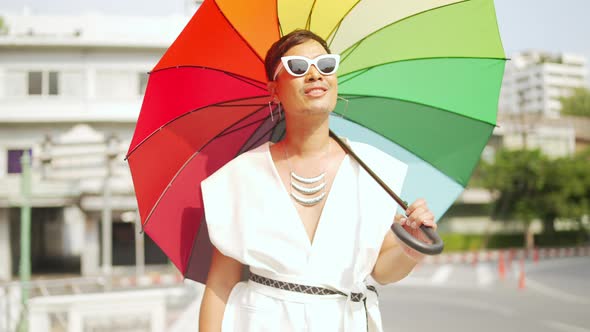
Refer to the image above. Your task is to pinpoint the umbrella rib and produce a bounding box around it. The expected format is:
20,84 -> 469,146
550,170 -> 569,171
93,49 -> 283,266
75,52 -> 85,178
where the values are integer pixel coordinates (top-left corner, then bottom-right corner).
215,102 -> 269,107
337,93 -> 498,128
211,0 -> 265,65
338,0 -> 476,60
237,116 -> 282,154
343,56 -> 509,76
278,3 -> 284,37
338,68 -> 370,85
217,107 -> 270,139
325,0 -> 362,49
329,109 -> 492,187
340,42 -> 361,64
337,55 -> 506,126
183,215 -> 205,276
339,55 -> 507,83
126,94 -> 269,159
147,65 -> 267,90
306,0 -> 361,42
326,20 -> 341,47
222,71 -> 269,91
140,103 -> 268,229
305,0 -> 318,30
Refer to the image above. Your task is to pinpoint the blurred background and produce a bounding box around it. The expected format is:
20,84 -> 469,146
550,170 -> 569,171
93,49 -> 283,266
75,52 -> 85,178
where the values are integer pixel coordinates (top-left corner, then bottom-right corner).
0,0 -> 588,331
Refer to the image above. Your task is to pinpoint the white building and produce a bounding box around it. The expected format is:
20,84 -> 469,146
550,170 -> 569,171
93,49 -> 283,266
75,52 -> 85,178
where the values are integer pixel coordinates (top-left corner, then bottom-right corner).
499,50 -> 588,118
0,12 -> 190,281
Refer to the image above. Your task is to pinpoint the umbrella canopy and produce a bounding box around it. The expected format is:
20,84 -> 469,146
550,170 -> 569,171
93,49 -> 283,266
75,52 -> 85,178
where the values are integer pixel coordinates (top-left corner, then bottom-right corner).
127,0 -> 506,282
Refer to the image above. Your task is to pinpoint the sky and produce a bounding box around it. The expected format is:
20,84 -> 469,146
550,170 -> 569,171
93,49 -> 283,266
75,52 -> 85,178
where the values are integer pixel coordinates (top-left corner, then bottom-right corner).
1,0 -> 589,65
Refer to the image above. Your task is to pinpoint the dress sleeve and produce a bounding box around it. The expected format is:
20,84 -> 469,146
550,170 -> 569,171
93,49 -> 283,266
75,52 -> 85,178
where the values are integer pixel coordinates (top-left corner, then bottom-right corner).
352,142 -> 408,250
200,164 -> 246,263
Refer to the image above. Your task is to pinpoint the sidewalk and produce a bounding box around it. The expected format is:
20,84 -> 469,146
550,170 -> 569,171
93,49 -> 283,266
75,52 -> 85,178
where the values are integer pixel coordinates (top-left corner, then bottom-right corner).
421,245 -> 590,265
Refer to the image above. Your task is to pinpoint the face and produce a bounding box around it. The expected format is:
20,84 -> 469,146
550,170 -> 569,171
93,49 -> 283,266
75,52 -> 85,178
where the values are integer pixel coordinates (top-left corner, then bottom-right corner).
268,39 -> 338,116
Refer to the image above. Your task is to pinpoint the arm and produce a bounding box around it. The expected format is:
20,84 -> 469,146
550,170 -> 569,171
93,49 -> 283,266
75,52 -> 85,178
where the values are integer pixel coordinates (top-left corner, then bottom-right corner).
199,247 -> 242,332
371,227 -> 417,285
371,199 -> 437,285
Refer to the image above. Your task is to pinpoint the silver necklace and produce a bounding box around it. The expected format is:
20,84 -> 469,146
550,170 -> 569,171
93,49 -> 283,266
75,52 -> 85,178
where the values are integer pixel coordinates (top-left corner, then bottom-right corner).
283,141 -> 330,207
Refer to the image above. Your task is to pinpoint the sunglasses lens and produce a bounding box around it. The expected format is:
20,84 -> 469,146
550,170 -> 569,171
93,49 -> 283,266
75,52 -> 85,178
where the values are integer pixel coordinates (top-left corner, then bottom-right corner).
287,59 -> 309,75
317,57 -> 337,74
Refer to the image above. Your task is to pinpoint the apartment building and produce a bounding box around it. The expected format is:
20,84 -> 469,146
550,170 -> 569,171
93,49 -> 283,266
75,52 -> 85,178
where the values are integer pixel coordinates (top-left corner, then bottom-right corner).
0,12 -> 188,280
499,50 -> 588,118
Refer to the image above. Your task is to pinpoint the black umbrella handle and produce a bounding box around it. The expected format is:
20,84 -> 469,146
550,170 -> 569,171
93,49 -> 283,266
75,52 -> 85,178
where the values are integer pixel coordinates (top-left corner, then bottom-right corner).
329,130 -> 444,255
391,223 -> 444,255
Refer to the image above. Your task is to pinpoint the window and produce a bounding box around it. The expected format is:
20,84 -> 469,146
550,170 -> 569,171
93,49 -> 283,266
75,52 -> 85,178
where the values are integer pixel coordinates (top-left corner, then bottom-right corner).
48,71 -> 59,95
25,70 -> 61,96
138,72 -> 148,96
28,71 -> 42,95
7,149 -> 32,174
6,70 -> 85,98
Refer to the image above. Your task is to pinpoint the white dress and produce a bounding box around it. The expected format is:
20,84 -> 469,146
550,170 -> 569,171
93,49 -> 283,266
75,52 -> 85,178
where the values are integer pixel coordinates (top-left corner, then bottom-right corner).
201,140 -> 408,332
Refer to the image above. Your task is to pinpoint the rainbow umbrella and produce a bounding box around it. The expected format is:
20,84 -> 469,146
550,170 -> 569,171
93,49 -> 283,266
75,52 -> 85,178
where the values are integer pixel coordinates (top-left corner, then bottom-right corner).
126,0 -> 505,281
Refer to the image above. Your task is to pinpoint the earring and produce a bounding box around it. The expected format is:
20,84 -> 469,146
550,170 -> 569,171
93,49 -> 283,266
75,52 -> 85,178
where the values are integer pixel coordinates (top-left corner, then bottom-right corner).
277,102 -> 282,120
268,101 -> 274,121
268,100 -> 282,122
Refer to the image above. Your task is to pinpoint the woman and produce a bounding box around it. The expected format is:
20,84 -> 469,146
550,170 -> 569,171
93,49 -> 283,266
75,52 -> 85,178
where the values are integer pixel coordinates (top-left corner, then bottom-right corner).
199,29 -> 436,332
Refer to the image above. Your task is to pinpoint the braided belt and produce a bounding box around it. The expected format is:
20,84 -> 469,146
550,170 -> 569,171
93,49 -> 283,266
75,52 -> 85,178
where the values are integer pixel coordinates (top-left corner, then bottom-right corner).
249,272 -> 377,302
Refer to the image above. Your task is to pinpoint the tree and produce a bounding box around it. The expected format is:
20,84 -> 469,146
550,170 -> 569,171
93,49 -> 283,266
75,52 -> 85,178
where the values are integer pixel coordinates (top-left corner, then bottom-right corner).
543,150 -> 590,226
480,149 -> 546,247
560,87 -> 590,117
0,16 -> 7,35
480,148 -> 590,248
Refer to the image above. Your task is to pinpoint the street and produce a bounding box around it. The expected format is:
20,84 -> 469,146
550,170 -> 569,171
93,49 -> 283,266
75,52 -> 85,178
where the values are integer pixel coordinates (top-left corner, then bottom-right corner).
379,257 -> 590,332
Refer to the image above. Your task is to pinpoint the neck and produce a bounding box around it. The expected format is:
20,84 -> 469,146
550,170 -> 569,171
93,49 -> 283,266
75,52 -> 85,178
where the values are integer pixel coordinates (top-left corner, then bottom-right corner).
282,113 -> 331,158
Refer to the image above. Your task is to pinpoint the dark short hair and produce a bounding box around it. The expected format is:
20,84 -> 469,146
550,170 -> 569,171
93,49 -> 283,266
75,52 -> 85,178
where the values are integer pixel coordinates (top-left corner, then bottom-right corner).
264,29 -> 331,82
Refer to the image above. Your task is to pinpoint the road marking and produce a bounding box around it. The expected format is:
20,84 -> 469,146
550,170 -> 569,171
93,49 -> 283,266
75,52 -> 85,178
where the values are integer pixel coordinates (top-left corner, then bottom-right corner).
542,320 -> 590,332
430,264 -> 453,285
526,278 -> 590,305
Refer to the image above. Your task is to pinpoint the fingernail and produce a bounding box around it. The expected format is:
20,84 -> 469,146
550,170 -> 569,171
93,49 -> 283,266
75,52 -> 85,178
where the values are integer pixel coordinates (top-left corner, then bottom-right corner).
400,218 -> 407,225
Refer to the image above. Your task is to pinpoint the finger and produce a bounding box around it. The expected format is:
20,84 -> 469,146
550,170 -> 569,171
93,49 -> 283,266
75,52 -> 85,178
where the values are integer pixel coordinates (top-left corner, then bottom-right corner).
419,213 -> 435,224
394,214 -> 403,222
419,220 -> 438,234
405,198 -> 427,216
411,216 -> 435,229
407,207 -> 427,223
399,217 -> 408,226
408,208 -> 435,226
401,218 -> 417,230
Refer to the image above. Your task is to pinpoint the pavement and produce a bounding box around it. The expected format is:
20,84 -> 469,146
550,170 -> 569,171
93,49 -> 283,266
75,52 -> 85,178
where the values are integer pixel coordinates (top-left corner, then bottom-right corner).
379,256 -> 590,332
2,248 -> 588,331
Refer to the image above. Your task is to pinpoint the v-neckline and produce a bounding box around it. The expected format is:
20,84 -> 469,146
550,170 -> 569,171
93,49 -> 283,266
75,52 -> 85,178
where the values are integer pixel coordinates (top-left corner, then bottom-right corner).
266,141 -> 350,249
